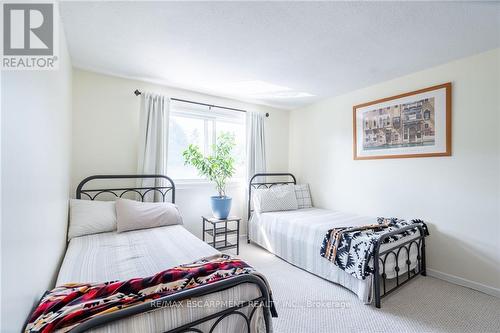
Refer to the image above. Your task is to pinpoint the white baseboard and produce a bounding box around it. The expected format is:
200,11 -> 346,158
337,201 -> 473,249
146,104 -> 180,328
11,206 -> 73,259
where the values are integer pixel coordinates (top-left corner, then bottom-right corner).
427,268 -> 500,298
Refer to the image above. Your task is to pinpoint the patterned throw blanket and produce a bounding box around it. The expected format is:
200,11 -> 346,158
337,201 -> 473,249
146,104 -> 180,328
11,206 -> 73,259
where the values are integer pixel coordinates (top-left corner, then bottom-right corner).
320,218 -> 429,280
25,254 -> 256,333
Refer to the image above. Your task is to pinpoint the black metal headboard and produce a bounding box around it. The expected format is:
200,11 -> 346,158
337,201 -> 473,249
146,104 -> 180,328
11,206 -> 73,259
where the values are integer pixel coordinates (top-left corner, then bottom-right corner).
76,174 -> 175,203
248,173 -> 296,219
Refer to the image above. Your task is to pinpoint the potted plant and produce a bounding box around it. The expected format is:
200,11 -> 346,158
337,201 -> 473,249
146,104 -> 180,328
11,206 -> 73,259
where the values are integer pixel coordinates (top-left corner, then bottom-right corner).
182,132 -> 236,219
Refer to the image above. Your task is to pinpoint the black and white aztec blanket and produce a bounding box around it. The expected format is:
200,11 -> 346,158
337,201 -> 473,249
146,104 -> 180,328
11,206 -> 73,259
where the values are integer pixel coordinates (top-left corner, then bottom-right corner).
320,218 -> 429,280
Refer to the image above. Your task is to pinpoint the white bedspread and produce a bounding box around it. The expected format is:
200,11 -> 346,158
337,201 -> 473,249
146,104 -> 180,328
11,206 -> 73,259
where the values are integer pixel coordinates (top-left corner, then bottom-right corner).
58,225 -> 268,333
249,208 -> 419,303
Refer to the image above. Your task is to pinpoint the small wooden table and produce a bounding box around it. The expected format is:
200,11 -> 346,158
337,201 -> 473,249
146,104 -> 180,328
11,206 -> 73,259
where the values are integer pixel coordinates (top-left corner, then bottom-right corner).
202,216 -> 241,255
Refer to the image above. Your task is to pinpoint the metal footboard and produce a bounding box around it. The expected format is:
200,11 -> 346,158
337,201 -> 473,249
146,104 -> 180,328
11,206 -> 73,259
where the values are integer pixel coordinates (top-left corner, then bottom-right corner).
373,224 -> 427,308
70,274 -> 275,333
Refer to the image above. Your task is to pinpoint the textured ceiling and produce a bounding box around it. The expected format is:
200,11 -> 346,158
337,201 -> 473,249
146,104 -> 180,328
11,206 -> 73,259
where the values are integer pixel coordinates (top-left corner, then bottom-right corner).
60,1 -> 500,109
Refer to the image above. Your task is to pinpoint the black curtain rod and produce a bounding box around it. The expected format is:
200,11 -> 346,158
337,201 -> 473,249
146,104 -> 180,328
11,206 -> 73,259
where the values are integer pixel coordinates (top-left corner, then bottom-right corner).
134,89 -> 269,117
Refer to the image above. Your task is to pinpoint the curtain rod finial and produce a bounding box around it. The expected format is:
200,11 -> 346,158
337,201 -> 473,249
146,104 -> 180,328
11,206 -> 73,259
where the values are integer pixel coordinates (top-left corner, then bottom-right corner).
134,89 -> 142,96
265,113 -> 269,117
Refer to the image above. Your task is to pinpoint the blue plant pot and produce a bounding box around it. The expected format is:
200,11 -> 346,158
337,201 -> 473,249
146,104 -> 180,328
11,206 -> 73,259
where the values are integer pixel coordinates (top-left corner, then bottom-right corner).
210,196 -> 232,219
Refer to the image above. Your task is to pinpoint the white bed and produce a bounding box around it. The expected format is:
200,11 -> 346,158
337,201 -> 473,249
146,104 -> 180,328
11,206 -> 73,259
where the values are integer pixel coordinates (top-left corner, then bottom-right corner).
58,224 -> 269,333
249,208 -> 421,304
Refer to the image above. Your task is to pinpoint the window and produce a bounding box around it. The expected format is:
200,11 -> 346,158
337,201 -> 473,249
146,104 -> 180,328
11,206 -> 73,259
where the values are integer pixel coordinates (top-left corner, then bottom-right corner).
393,116 -> 400,129
424,110 -> 431,120
167,101 -> 246,181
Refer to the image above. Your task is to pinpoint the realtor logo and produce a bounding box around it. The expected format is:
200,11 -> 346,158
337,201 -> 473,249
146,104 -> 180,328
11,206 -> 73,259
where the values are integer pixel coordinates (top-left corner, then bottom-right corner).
2,2 -> 58,70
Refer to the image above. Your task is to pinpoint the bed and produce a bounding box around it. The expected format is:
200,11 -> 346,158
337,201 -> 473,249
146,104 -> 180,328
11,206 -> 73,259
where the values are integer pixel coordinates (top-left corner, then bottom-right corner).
247,173 -> 427,308
50,175 -> 275,333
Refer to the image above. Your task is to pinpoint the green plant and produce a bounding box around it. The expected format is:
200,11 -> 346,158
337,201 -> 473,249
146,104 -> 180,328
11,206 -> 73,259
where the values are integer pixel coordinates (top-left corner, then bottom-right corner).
182,132 -> 236,197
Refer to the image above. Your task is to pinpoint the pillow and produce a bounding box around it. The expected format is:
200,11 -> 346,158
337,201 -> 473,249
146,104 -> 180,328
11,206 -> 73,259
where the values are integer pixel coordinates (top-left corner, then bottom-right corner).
68,199 -> 116,240
116,198 -> 183,233
294,184 -> 313,209
252,185 -> 298,213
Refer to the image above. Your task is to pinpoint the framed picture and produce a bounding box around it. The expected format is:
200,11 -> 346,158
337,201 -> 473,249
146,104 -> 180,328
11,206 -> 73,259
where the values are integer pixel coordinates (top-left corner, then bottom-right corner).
353,82 -> 451,160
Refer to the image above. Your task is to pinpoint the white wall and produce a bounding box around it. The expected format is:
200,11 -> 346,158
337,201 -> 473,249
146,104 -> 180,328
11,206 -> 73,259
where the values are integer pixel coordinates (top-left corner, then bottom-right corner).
0,67 -> 3,332
289,49 -> 500,296
72,69 -> 289,237
0,29 -> 73,332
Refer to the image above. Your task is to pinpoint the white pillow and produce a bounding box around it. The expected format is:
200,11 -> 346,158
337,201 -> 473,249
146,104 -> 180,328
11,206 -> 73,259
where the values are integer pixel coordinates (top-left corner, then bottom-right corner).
252,185 -> 299,213
68,199 -> 117,240
295,184 -> 313,209
116,198 -> 183,233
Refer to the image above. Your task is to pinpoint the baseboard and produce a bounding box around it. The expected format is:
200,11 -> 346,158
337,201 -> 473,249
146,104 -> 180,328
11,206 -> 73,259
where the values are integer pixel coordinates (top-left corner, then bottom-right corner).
427,268 -> 500,298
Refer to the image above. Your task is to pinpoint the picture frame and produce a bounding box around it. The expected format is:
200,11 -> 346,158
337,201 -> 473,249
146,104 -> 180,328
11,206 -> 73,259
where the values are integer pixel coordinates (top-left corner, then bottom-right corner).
353,82 -> 452,160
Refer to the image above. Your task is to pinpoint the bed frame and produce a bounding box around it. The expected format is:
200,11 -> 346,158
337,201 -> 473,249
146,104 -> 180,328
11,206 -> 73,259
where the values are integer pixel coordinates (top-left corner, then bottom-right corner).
70,174 -> 276,333
248,173 -> 427,308
76,174 -> 176,202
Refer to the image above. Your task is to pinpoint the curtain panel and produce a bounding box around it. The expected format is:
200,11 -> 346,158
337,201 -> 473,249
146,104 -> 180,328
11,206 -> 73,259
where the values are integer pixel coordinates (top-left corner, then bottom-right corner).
137,92 -> 170,201
246,111 -> 267,181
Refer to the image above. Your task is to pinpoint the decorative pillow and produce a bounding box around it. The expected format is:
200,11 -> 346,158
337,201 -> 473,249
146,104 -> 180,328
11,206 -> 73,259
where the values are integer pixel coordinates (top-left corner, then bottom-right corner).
68,199 -> 117,240
116,198 -> 183,233
294,184 -> 313,209
252,185 -> 299,213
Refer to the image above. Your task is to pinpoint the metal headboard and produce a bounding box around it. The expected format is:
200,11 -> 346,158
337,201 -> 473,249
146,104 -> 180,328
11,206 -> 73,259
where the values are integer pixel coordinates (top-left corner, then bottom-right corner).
76,174 -> 175,203
248,173 -> 297,219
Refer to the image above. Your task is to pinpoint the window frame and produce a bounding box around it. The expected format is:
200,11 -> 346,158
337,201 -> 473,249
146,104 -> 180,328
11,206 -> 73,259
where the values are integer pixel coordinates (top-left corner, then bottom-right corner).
167,105 -> 246,184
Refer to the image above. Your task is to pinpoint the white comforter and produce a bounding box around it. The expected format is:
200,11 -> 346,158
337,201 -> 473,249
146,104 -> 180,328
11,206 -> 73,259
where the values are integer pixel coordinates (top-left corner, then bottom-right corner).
58,225 -> 268,333
249,208 -> 420,303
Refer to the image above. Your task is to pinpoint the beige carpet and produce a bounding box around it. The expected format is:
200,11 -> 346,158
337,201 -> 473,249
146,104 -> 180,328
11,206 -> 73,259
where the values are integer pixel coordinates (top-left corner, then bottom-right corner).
234,242 -> 500,333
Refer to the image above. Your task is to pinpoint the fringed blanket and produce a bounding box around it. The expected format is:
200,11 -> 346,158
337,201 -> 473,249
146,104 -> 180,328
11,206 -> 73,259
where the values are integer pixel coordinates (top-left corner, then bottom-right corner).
25,254 -> 255,333
320,218 -> 429,280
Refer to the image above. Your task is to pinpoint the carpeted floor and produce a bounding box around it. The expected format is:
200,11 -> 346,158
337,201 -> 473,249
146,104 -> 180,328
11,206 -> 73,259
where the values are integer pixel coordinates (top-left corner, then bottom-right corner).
234,242 -> 500,333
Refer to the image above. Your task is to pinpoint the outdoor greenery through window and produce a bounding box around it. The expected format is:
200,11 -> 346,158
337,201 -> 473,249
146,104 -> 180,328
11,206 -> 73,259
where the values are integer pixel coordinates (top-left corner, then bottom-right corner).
167,101 -> 246,181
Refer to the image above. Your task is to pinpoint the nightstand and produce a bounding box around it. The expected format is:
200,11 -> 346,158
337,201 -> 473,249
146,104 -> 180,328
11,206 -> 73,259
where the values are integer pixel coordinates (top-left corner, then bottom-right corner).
202,216 -> 241,255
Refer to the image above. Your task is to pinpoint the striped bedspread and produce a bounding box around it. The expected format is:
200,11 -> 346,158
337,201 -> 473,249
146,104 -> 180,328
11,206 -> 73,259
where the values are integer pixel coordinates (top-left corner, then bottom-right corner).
55,225 -> 269,333
249,208 -> 425,303
25,254 -> 255,333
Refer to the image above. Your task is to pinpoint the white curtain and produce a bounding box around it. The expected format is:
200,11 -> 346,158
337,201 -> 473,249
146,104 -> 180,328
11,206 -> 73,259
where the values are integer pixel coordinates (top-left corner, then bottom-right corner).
246,111 -> 267,181
137,92 -> 170,201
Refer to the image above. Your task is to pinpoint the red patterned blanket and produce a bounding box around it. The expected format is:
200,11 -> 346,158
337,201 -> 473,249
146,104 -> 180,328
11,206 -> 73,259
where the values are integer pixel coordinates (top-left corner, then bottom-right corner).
25,254 -> 255,333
